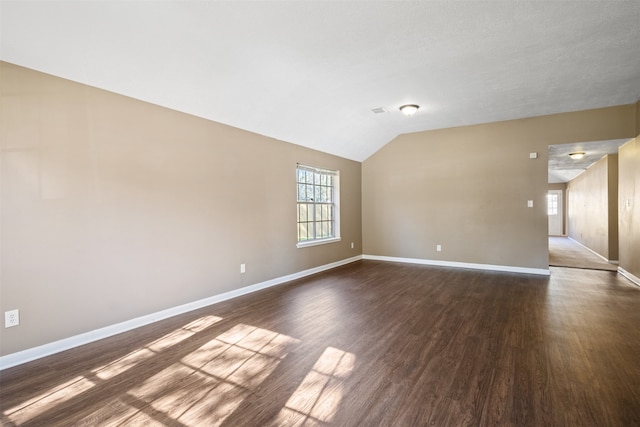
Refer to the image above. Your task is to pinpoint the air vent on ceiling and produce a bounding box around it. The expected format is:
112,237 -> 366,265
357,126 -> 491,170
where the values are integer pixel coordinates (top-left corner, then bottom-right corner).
371,107 -> 388,114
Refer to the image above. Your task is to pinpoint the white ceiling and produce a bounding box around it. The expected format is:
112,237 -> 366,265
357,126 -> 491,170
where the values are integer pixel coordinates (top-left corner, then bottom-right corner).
548,139 -> 631,184
2,1 -> 640,162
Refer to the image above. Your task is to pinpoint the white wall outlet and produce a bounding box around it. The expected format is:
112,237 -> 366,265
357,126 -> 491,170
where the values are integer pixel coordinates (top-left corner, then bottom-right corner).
240,263 -> 246,274
351,242 -> 354,249
529,152 -> 538,159
527,200 -> 534,208
5,309 -> 19,328
436,244 -> 442,252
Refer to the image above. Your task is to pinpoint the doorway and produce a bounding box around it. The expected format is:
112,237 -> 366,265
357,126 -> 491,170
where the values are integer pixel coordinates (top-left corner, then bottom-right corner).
547,189 -> 563,236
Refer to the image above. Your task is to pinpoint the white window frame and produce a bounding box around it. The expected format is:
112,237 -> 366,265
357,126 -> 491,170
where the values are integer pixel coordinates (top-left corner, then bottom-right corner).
296,164 -> 341,248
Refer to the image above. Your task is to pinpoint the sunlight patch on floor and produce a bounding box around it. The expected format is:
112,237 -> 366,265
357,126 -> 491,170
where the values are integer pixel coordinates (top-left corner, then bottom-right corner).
5,376 -> 96,425
74,396 -> 157,426
126,323 -> 300,426
92,315 -> 222,380
271,347 -> 356,425
3,315 -> 222,425
2,317 -> 358,426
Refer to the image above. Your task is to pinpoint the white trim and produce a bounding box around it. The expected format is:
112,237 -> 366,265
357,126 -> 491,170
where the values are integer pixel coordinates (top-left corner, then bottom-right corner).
363,254 -> 550,276
568,236 -> 618,264
0,255 -> 363,371
297,237 -> 341,248
618,267 -> 640,287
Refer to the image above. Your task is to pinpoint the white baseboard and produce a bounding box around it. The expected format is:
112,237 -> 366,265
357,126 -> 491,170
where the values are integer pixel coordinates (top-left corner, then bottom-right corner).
618,267 -> 640,287
362,254 -> 550,276
0,255 -> 363,371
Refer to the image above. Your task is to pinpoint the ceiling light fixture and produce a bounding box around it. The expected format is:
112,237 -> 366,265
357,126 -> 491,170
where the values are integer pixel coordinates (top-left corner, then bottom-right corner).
399,104 -> 419,116
568,152 -> 586,160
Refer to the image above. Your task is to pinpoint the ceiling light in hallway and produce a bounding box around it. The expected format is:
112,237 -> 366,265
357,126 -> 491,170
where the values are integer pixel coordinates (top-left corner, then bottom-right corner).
399,104 -> 420,116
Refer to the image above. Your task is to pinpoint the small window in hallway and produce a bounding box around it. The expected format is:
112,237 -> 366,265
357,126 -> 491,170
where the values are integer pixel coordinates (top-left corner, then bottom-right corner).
547,193 -> 558,215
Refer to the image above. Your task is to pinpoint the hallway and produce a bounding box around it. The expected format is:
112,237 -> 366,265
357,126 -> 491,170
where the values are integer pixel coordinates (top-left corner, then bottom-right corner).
549,236 -> 617,271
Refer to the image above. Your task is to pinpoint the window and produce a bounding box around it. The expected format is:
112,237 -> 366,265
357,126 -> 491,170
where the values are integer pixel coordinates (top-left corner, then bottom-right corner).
547,193 -> 558,215
296,164 -> 340,247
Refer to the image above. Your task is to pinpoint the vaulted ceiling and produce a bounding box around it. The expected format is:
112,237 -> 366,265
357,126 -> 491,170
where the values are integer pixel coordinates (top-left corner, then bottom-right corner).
2,1 -> 640,162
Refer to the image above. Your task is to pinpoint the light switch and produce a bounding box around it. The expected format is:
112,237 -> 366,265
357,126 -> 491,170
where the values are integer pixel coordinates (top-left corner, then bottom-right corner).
529,152 -> 538,159
527,200 -> 534,208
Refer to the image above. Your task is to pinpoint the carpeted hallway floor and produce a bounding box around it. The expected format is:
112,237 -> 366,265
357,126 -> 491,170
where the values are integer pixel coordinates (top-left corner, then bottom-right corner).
549,236 -> 618,271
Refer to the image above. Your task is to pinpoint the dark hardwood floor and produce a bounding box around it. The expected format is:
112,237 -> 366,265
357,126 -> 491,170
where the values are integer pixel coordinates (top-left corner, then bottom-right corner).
1,260 -> 640,426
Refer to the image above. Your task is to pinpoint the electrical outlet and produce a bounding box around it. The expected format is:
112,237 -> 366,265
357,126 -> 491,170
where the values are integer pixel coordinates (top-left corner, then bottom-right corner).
5,309 -> 19,328
436,244 -> 442,252
351,242 -> 354,249
240,263 -> 246,274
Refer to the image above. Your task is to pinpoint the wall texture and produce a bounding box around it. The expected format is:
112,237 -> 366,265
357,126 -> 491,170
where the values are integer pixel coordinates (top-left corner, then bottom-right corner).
566,155 -> 618,260
0,62 -> 362,356
362,106 -> 635,270
618,101 -> 640,278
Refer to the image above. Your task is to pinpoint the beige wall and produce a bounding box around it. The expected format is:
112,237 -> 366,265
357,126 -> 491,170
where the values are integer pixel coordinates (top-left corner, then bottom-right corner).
0,62 -> 362,356
362,106 -> 635,270
548,183 -> 567,235
607,155 -> 619,260
566,155 -> 618,260
618,101 -> 640,278
547,183 -> 567,191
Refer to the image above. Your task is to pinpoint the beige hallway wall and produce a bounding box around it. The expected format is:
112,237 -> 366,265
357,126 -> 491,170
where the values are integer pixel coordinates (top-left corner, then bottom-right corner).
362,105 -> 636,270
0,62 -> 362,356
618,101 -> 640,279
566,155 -> 618,261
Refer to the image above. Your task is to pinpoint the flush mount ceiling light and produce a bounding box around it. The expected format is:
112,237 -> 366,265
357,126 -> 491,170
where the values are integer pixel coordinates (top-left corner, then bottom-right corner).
399,104 -> 420,116
568,152 -> 586,160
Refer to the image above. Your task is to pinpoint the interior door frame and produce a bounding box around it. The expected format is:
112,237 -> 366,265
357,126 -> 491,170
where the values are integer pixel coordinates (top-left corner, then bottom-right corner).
548,189 -> 564,236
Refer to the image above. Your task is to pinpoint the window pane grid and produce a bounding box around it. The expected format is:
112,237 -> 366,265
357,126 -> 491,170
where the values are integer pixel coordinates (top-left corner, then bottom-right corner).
296,165 -> 338,242
547,194 -> 558,216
